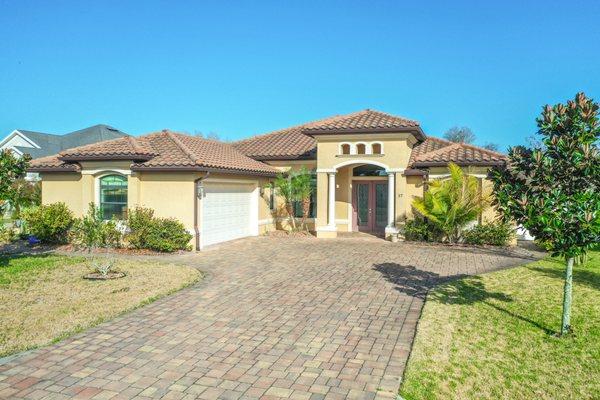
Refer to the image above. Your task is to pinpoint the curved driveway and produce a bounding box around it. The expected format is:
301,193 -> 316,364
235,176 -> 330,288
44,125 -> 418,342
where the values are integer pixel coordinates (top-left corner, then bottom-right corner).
0,236 -> 541,399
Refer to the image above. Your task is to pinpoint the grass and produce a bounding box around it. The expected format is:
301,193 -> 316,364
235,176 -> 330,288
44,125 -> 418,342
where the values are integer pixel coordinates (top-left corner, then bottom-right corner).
0,254 -> 201,357
400,251 -> 600,400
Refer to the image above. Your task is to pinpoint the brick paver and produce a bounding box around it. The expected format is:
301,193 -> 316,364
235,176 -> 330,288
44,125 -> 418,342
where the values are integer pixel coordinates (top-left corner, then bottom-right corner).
0,236 -> 541,399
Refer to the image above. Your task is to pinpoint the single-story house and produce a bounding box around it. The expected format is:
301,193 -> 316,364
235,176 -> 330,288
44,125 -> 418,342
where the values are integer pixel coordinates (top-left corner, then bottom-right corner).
28,109 -> 506,249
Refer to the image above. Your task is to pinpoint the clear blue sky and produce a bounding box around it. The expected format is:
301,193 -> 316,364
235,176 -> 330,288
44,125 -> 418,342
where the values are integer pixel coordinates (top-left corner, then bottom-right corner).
1,0 -> 599,150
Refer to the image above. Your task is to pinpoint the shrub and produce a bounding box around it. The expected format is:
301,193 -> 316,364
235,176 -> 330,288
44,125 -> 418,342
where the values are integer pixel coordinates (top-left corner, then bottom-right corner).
126,207 -> 155,249
126,207 -> 191,252
0,225 -> 17,244
145,218 -> 192,252
71,204 -> 123,251
403,217 -> 443,242
22,203 -> 74,243
463,221 -> 514,246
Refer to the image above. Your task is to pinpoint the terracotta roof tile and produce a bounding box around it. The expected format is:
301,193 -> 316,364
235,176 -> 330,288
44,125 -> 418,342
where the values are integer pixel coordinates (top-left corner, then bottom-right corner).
304,109 -> 421,134
233,109 -> 424,160
30,131 -> 278,176
58,136 -> 156,161
410,138 -> 506,167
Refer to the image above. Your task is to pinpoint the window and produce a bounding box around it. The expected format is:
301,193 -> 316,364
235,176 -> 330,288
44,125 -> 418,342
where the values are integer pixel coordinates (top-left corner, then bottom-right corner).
341,144 -> 351,154
293,174 -> 317,218
356,143 -> 366,154
99,175 -> 128,220
353,164 -> 387,176
372,143 -> 382,154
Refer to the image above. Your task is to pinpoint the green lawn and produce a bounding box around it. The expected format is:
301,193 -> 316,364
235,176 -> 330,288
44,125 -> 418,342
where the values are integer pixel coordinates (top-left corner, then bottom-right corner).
0,254 -> 200,357
400,251 -> 600,400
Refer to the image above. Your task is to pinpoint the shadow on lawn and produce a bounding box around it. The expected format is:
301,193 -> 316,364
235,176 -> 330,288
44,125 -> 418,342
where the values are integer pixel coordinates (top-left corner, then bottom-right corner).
531,266 -> 600,292
0,253 -> 58,268
374,263 -> 555,335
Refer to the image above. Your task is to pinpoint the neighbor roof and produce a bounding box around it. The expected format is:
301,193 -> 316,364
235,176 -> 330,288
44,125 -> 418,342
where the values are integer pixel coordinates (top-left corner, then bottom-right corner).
29,130 -> 278,176
233,109 -> 425,161
9,125 -> 128,158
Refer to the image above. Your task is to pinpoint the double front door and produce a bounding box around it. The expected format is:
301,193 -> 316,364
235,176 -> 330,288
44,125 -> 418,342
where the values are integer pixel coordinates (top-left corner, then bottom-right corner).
352,181 -> 388,233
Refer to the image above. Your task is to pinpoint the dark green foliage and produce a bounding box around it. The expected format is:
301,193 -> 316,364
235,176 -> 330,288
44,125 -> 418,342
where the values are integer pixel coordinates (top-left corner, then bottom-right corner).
491,92 -> 600,259
22,203 -> 75,243
126,207 -> 191,252
145,218 -> 192,252
404,218 -> 442,242
71,203 -> 122,250
463,222 -> 514,246
0,150 -> 30,202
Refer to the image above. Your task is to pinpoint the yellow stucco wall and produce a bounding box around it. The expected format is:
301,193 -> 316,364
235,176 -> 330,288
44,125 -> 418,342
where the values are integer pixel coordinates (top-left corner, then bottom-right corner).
40,173 -> 85,216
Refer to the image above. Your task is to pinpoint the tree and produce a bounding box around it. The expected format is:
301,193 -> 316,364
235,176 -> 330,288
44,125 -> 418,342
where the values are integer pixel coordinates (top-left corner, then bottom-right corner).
274,173 -> 297,231
0,150 -> 31,202
7,178 -> 41,219
294,168 -> 313,231
491,92 -> 600,336
444,126 -> 476,144
413,163 -> 489,243
482,142 -> 500,152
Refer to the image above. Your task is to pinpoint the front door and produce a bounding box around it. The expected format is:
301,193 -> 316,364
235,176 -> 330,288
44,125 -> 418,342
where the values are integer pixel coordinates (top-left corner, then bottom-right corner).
352,181 -> 388,233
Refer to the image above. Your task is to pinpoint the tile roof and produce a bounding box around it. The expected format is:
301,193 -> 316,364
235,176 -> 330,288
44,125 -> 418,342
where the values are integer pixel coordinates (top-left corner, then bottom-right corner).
410,137 -> 506,167
29,131 -> 278,176
303,109 -> 422,135
233,109 -> 424,160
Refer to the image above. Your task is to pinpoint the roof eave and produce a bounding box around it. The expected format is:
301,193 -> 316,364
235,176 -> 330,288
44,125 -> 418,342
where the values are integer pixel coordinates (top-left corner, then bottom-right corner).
412,160 -> 506,168
130,165 -> 277,177
58,154 -> 155,162
304,126 -> 426,141
27,166 -> 80,173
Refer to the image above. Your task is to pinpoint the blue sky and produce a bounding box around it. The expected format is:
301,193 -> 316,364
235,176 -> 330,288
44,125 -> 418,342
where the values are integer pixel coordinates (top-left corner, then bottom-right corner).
1,0 -> 599,151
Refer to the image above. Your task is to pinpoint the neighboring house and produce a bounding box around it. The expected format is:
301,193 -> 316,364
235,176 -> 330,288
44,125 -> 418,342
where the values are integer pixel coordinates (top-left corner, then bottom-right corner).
0,124 -> 128,158
28,109 -> 506,249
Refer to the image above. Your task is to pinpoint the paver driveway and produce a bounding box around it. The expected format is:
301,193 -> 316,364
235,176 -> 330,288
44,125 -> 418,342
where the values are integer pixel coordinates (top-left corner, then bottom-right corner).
0,236 -> 541,399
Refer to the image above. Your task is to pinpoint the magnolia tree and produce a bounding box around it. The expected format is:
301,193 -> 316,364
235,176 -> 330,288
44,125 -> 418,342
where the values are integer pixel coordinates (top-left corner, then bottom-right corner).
492,92 -> 600,336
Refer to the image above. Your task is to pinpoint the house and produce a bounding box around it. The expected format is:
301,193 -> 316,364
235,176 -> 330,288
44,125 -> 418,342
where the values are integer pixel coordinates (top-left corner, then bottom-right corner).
28,110 -> 506,249
0,125 -> 128,158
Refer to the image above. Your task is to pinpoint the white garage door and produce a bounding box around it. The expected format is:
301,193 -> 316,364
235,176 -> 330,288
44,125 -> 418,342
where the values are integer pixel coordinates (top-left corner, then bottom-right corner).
201,182 -> 257,248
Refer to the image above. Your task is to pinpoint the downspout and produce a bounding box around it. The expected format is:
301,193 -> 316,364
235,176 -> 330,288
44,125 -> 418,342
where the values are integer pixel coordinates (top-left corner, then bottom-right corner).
194,172 -> 210,251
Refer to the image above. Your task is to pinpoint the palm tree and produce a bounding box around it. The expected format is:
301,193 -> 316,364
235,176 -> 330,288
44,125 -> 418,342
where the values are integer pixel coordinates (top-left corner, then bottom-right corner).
274,173 -> 297,231
413,163 -> 489,243
294,168 -> 313,231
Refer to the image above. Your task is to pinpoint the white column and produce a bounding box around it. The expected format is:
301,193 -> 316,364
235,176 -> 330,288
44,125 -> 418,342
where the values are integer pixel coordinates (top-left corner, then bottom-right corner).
328,172 -> 336,227
387,172 -> 395,227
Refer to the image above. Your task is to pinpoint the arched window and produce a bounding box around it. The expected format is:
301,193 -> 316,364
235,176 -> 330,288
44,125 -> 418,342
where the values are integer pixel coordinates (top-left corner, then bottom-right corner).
372,143 -> 382,154
356,143 -> 366,154
341,144 -> 351,155
99,175 -> 128,220
353,164 -> 387,176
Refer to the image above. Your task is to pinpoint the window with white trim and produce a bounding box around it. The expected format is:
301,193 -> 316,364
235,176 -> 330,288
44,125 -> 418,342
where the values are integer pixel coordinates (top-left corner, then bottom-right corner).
99,175 -> 128,220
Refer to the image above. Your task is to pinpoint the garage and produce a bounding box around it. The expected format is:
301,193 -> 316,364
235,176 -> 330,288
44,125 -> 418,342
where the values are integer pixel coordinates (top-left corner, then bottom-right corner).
200,181 -> 258,248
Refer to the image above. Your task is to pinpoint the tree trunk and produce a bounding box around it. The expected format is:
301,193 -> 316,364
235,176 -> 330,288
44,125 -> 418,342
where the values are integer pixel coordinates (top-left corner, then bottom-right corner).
301,197 -> 310,231
285,202 -> 296,231
561,257 -> 574,335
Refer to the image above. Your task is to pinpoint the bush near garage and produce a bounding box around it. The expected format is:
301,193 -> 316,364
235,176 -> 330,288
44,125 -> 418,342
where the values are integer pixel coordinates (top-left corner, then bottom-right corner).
126,206 -> 192,252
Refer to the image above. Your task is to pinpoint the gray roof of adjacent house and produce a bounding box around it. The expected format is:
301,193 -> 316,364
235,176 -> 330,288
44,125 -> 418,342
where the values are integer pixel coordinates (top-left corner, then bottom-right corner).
3,125 -> 129,158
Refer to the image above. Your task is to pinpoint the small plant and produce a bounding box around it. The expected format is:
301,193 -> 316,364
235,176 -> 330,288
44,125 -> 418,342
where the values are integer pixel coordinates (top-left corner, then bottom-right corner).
72,203 -> 123,251
21,202 -> 74,243
91,257 -> 115,276
0,225 -> 17,244
463,221 -> 515,246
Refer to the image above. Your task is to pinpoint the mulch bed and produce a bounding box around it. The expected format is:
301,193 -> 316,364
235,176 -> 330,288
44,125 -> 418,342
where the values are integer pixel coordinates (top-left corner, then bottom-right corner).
83,271 -> 127,280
